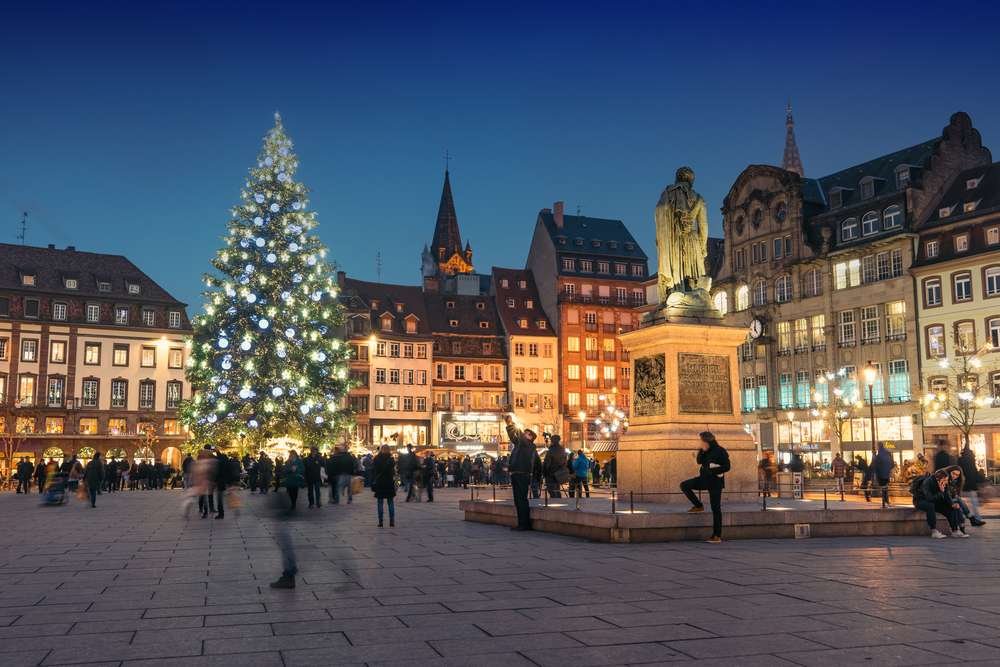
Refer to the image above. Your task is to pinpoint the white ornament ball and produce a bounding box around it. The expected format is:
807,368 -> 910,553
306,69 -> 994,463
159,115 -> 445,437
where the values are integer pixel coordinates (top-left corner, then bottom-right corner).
299,404 -> 309,414
240,340 -> 252,351
272,387 -> 283,397
221,356 -> 232,370
246,293 -> 257,304
218,338 -> 229,349
289,242 -> 299,252
253,216 -> 263,226
238,388 -> 252,399
285,327 -> 295,338
264,157 -> 273,166
255,237 -> 265,248
258,318 -> 270,330
266,253 -> 277,263
269,203 -> 279,213
254,194 -> 264,204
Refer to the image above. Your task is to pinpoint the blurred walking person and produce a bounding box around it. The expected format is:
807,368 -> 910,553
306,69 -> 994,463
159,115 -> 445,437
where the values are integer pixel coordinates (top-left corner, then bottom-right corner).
372,444 -> 396,527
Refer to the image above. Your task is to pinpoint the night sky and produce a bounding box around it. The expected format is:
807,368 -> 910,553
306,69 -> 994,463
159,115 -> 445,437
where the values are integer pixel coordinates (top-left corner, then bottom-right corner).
2,2 -> 999,311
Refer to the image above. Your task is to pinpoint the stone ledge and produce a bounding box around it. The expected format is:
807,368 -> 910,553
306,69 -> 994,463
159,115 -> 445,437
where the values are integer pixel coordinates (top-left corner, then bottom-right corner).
459,499 -> 929,543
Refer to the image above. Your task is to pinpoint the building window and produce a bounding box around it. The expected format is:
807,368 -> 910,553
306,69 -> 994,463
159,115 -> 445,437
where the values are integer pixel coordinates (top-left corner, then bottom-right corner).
834,259 -> 861,289
955,321 -> 976,354
113,343 -> 129,366
735,285 -> 749,311
454,365 -> 465,380
712,291 -> 728,315
615,263 -> 626,275
841,217 -> 858,241
896,167 -> 910,190
927,325 -> 945,358
773,237 -> 783,259
888,360 -> 909,402
389,369 -> 400,384
775,275 -> 792,303
953,273 -> 972,302
82,379 -> 99,407
168,311 -> 182,328
21,274 -> 36,287
779,373 -> 793,409
86,304 -> 100,323
47,377 -> 64,407
752,280 -> 767,306
127,282 -> 140,295
0,338 -> 6,360
924,278 -> 942,307
165,348 -> 182,369
142,310 -> 156,327
839,310 -> 856,345
50,340 -> 66,363
115,306 -> 129,325
567,364 -> 580,380
802,269 -> 822,297
883,205 -> 902,229
795,371 -> 810,407
17,375 -> 35,406
375,368 -> 386,384
84,342 -> 101,365
741,376 -> 756,412
164,380 -> 182,409
793,318 -> 809,351
860,179 -> 875,200
0,297 -> 8,317
140,346 -> 156,368
926,240 -> 939,258
24,299 -> 39,318
885,301 -> 905,339
137,381 -> 154,409
580,259 -> 592,272
861,211 -> 879,236
111,379 -> 128,408
987,228 -> 1000,246
20,339 -> 37,362
631,264 -> 644,277
562,258 -> 575,272
861,305 -> 880,343
811,314 -> 826,348
988,318 -> 1000,349
53,302 -> 67,321
389,342 -> 400,358
955,234 -> 970,253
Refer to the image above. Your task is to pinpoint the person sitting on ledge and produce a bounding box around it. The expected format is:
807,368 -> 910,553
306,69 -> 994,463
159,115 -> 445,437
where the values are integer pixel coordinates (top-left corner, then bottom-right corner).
912,469 -> 968,539
680,431 -> 731,544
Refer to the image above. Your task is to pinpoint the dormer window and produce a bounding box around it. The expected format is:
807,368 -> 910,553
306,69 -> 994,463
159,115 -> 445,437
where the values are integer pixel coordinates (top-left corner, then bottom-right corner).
506,298 -> 515,308
537,320 -> 547,329
126,282 -> 140,295
967,176 -> 983,190
479,321 -> 490,329
98,281 -> 111,292
964,200 -> 981,213
556,236 -> 567,246
955,234 -> 970,253
580,259 -> 593,272
525,299 -> 533,309
926,240 -> 939,258
829,189 -> 843,209
371,300 -> 379,310
591,240 -> 601,248
859,178 -> 875,200
475,302 -> 485,310
500,279 -> 509,288
987,227 -> 1000,246
518,280 -> 526,289
449,319 -> 458,328
574,238 -> 584,246
21,274 -> 36,287
405,319 -> 417,334
518,318 -> 528,328
939,205 -> 954,218
612,241 -> 622,250
445,300 -> 455,309
395,303 -> 404,313
841,217 -> 859,241
895,166 -> 910,190
64,278 -> 78,290
381,315 -> 393,331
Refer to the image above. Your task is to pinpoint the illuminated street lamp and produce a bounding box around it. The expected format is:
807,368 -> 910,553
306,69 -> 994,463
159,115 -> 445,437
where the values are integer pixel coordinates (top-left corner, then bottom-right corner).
577,409 -> 587,450
862,360 -> 879,454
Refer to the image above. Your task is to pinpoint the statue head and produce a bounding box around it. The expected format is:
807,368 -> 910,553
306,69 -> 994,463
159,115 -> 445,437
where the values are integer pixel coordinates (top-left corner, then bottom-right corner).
675,166 -> 695,184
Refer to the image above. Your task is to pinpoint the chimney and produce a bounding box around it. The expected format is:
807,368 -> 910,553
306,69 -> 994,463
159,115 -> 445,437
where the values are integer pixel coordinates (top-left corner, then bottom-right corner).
553,201 -> 564,228
336,270 -> 346,288
66,245 -> 76,251
48,244 -> 55,249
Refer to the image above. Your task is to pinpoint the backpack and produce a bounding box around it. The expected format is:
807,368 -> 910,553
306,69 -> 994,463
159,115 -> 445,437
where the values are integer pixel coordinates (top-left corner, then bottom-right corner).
909,474 -> 929,498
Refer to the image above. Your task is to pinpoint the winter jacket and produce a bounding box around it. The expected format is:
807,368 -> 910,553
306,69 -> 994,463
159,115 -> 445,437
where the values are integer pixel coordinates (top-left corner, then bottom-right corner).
871,447 -> 895,480
505,424 -> 536,475
282,458 -> 305,488
572,454 -> 591,478
831,457 -> 847,478
372,453 -> 397,499
958,449 -> 981,491
327,451 -> 356,477
304,454 -> 323,483
84,459 -> 104,487
914,475 -> 953,507
933,449 -> 953,472
697,442 -> 731,487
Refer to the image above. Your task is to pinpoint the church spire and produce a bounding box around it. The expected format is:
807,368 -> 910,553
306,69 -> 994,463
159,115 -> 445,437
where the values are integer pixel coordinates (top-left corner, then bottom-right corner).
782,102 -> 804,176
428,169 -> 474,276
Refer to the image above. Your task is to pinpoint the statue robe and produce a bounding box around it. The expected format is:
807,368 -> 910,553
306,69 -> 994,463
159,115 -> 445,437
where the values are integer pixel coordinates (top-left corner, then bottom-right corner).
654,183 -> 708,302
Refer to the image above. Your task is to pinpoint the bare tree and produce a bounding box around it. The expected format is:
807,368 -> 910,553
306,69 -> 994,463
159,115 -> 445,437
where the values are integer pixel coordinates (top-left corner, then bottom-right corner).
922,344 -> 998,451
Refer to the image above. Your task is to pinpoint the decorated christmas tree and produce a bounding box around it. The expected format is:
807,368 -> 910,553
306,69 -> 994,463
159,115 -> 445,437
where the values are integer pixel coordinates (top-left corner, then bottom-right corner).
181,114 -> 352,449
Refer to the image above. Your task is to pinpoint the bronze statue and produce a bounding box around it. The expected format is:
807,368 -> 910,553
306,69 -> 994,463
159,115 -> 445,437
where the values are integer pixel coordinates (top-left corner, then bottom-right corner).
654,166 -> 708,301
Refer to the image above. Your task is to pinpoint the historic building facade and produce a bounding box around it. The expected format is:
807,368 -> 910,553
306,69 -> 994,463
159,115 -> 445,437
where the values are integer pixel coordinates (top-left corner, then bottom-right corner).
713,112 -> 991,465
338,275 -> 433,448
0,243 -> 191,468
491,267 -> 559,438
912,160 -> 1000,465
526,201 -> 648,444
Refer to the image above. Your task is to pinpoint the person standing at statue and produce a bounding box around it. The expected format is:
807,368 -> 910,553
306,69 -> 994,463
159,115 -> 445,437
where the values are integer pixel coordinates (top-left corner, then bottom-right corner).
680,432 -> 731,543
504,414 -> 536,531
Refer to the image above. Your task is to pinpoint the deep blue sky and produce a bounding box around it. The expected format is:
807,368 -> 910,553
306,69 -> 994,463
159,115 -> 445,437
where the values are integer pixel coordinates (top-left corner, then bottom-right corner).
3,2 -> 999,312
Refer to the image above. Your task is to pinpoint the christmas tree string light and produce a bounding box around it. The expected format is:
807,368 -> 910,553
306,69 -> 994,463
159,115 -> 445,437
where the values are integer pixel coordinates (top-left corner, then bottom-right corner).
180,113 -> 352,448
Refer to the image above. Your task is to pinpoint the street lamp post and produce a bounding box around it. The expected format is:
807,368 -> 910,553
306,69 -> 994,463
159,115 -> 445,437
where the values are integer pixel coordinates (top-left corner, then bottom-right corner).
577,410 -> 587,451
862,361 -> 879,455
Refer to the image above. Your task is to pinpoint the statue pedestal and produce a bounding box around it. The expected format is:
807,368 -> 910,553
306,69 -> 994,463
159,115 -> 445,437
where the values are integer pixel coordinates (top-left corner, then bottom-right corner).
618,320 -> 757,504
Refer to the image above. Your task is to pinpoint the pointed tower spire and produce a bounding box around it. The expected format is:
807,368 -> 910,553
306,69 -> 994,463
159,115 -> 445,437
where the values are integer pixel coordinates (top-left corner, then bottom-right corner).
782,102 -> 804,176
428,169 -> 474,276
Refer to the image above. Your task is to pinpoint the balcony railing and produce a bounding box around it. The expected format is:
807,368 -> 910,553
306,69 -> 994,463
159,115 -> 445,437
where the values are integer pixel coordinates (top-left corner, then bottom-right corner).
886,333 -> 907,342
585,350 -> 600,360
603,351 -> 617,361
602,324 -> 616,334
838,340 -> 857,348
812,343 -> 827,352
584,322 -> 598,332
861,336 -> 881,345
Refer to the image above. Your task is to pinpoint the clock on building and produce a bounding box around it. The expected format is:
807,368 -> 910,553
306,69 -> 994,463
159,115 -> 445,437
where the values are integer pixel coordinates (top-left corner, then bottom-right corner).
749,317 -> 765,340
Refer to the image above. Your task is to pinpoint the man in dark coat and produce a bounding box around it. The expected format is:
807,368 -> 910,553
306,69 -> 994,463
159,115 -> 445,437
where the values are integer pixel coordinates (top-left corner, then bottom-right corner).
304,447 -> 324,508
84,453 -> 105,508
680,432 -> 731,543
504,415 -> 536,531
34,459 -> 47,494
214,449 -> 231,519
871,443 -> 896,506
258,452 -> 273,493
933,441 -> 953,472
423,452 -> 437,502
15,457 -> 33,494
958,446 -> 986,525
542,435 -> 567,498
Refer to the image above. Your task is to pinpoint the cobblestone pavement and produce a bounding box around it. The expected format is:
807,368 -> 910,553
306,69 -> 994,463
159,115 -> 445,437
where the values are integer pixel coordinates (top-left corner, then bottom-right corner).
0,487 -> 998,666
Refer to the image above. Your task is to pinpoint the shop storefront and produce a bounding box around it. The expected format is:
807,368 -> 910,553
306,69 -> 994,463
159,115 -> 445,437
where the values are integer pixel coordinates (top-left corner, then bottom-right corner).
371,422 -> 429,448
435,411 -> 503,456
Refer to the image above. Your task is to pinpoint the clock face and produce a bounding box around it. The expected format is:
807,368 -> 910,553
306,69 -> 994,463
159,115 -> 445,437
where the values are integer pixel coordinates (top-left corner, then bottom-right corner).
749,318 -> 764,339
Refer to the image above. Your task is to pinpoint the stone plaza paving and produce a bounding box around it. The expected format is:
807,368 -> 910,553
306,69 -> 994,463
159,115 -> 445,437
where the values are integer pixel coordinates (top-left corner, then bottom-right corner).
0,487 -> 998,666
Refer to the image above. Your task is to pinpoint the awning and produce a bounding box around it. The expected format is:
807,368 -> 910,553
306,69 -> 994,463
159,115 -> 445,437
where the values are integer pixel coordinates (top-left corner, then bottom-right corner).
588,440 -> 619,453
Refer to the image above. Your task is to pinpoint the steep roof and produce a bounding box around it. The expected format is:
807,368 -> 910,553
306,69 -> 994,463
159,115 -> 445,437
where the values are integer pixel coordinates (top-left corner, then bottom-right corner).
538,211 -> 648,260
430,170 -> 465,260
341,277 -> 431,336
491,267 -> 556,338
800,138 -> 939,209
924,162 -> 1000,226
424,292 -> 502,338
0,242 -> 185,305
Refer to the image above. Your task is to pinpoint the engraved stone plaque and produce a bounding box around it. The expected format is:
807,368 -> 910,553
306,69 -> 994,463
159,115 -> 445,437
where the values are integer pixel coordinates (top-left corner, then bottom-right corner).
677,352 -> 732,414
633,353 -> 666,417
